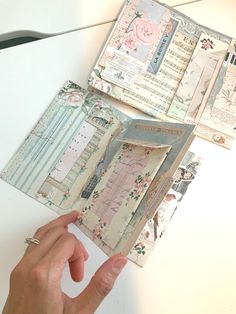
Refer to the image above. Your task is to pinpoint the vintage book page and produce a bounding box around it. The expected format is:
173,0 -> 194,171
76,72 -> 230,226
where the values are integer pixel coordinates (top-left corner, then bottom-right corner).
129,148 -> 203,266
1,81 -> 194,258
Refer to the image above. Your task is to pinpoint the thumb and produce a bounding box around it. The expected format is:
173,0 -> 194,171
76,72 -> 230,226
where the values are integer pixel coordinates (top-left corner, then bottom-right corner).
73,253 -> 127,313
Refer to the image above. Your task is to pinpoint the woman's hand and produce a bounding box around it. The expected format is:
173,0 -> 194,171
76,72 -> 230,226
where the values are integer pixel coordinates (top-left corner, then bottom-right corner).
3,211 -> 127,314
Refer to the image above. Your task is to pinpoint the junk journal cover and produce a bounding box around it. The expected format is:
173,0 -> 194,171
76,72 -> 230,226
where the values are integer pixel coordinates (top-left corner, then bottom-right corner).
89,0 -> 236,149
0,81 -> 194,265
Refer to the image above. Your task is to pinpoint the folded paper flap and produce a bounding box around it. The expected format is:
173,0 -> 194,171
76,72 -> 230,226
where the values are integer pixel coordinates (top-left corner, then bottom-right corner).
117,137 -> 171,149
120,120 -> 195,148
128,148 -> 204,267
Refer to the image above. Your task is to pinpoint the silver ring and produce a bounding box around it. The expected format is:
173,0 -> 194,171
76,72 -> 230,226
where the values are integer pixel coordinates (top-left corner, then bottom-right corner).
25,237 -> 40,245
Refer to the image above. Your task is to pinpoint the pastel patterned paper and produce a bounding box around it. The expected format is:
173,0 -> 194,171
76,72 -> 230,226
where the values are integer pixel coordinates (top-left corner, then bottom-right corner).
100,0 -> 171,67
44,104 -> 122,210
77,143 -> 170,249
199,65 -> 236,136
167,33 -> 229,121
128,218 -> 156,266
89,0 -> 234,148
197,40 -> 236,146
50,121 -> 96,182
185,60 -> 222,123
74,121 -> 195,257
1,82 -> 91,196
99,0 -> 172,91
1,80 -> 195,260
1,81 -> 123,208
129,149 -> 203,267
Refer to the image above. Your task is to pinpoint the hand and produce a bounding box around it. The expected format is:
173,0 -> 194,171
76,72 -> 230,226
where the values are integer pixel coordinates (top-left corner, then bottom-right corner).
3,211 -> 127,314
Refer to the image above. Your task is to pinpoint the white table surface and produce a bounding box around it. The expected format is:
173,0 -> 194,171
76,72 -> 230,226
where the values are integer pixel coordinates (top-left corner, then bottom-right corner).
0,0 -> 193,40
0,1 -> 236,314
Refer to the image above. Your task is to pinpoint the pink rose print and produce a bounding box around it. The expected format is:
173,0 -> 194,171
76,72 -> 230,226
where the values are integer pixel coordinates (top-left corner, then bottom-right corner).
62,191 -> 70,201
65,91 -> 85,107
94,79 -> 112,93
92,220 -> 106,240
129,172 -> 151,201
200,38 -> 214,50
77,211 -> 84,224
133,18 -> 159,45
121,34 -> 138,51
94,101 -> 103,110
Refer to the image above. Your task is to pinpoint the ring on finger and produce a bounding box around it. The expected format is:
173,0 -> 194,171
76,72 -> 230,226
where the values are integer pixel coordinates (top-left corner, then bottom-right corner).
25,237 -> 40,245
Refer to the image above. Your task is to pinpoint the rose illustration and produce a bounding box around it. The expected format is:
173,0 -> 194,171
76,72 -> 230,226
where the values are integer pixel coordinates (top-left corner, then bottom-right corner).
121,33 -> 138,51
64,91 -> 85,107
133,18 -> 159,45
93,79 -> 112,93
200,38 -> 214,50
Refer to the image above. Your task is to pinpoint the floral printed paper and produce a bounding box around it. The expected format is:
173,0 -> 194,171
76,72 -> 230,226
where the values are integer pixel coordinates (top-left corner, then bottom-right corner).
1,81 -> 195,259
129,149 -> 203,267
89,0 -> 236,148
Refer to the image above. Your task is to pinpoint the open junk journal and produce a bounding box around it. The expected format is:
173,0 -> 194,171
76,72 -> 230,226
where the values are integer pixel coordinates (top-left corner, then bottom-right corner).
1,81 -> 195,266
89,0 -> 236,149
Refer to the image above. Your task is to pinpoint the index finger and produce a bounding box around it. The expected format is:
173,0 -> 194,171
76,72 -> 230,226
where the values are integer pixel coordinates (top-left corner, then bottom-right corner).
33,211 -> 78,240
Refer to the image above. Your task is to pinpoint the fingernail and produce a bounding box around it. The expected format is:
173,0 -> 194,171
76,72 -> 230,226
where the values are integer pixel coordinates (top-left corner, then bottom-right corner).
112,255 -> 127,274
